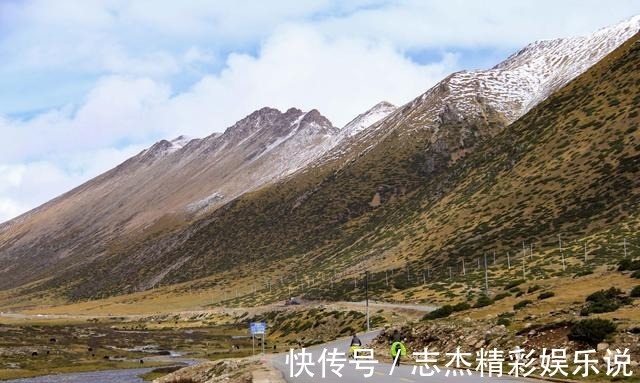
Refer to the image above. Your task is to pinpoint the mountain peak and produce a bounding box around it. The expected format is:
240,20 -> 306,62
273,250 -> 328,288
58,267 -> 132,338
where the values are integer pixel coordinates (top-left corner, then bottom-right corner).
299,109 -> 334,129
285,107 -> 303,115
396,16 -> 640,131
339,101 -> 397,138
371,101 -> 395,110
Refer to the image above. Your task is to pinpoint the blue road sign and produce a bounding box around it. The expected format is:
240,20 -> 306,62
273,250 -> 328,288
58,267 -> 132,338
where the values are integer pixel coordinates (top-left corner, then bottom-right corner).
250,322 -> 266,335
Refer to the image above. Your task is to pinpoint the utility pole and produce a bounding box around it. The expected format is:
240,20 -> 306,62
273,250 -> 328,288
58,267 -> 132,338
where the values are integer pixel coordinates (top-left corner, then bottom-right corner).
461,259 -> 466,276
530,243 -> 533,260
449,267 -> 452,280
584,241 -> 587,262
507,251 -> 511,269
385,270 -> 388,287
427,266 -> 431,278
558,234 -> 566,271
484,253 -> 489,295
522,241 -> 526,259
522,256 -> 526,279
624,238 -> 628,258
422,271 -> 426,285
493,251 -> 496,265
365,271 -> 370,332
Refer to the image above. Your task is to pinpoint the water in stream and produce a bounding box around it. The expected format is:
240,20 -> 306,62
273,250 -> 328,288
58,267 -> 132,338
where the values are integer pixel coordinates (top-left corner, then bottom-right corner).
7,366 -> 159,383
6,355 -> 199,383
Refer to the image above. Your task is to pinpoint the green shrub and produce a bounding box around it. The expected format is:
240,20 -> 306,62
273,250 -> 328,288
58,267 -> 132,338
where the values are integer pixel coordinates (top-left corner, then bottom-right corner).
569,319 -> 617,346
513,300 -> 533,310
515,291 -> 524,297
496,317 -> 511,326
423,305 -> 454,320
504,279 -> 525,290
618,259 -> 640,271
527,285 -> 542,294
494,292 -> 510,301
631,286 -> 640,298
474,295 -> 494,308
632,270 -> 640,279
581,287 -> 631,316
586,288 -> 624,302
574,269 -> 594,278
538,291 -> 555,300
452,302 -> 471,312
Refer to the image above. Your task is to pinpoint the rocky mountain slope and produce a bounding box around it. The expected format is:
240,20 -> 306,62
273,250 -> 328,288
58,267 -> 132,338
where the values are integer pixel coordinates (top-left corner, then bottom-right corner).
0,17 -> 638,301
0,105 -> 389,288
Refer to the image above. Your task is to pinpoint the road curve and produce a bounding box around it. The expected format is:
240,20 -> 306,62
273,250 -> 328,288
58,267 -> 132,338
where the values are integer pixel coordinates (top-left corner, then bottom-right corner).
269,331 -> 536,383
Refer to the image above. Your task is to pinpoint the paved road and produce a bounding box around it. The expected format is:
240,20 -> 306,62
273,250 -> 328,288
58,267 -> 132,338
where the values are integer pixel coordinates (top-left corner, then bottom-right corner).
346,301 -> 438,312
270,331 -> 535,383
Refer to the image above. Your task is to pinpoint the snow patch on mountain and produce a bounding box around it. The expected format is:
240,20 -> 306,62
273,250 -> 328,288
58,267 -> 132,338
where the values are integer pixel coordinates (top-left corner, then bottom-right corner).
169,135 -> 192,151
339,101 -> 396,138
185,192 -> 225,213
412,15 -> 640,128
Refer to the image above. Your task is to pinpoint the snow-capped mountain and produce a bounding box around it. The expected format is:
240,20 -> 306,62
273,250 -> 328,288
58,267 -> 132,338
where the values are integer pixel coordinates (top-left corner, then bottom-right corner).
0,16 -> 637,296
427,14 -> 640,125
319,15 -> 640,169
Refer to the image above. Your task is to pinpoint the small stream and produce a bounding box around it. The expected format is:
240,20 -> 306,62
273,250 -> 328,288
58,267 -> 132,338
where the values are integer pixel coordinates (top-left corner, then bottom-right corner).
5,354 -> 200,383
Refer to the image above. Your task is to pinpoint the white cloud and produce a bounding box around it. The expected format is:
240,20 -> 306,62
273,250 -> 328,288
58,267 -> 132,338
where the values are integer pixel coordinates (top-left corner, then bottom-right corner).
1,0 -> 639,223
0,77 -> 170,163
165,25 -> 458,131
0,198 -> 25,224
315,0 -> 640,50
2,25 -> 458,164
0,145 -> 146,223
0,24 -> 458,222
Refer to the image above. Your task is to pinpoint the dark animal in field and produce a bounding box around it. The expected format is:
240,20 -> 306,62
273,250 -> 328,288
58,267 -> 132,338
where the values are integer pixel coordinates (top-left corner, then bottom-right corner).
88,347 -> 93,352
49,338 -> 56,343
31,351 -> 38,356
139,359 -> 144,364
103,355 -> 109,360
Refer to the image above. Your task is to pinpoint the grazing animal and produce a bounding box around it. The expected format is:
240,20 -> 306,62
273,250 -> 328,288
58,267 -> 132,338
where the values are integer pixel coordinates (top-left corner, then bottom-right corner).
139,359 -> 144,364
49,338 -> 56,343
88,347 -> 93,352
31,351 -> 38,357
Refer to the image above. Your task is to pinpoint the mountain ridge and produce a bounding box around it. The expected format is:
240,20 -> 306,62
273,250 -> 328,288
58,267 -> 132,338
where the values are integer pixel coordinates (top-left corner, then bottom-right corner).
0,17 -> 638,301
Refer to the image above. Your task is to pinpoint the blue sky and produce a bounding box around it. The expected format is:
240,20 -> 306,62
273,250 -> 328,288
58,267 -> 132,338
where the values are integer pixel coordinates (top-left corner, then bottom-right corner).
0,0 -> 639,222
